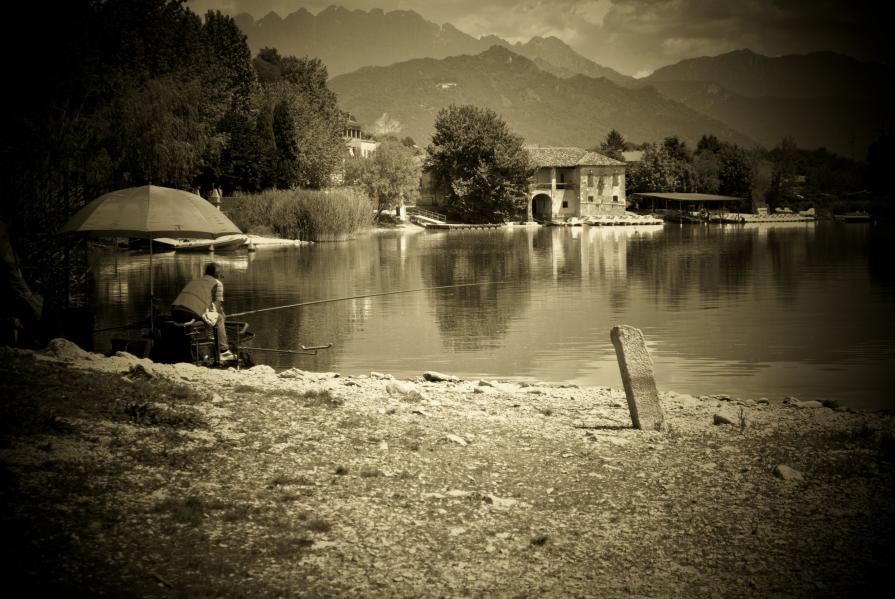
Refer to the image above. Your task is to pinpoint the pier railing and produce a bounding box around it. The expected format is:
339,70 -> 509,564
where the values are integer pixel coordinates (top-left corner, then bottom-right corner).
406,206 -> 446,222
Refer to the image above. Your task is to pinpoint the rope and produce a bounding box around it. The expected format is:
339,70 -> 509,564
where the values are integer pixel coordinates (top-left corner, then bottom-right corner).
228,281 -> 506,318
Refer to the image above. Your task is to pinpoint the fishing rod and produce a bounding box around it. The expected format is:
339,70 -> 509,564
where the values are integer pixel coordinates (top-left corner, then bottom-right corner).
245,344 -> 333,355
228,280 -> 509,318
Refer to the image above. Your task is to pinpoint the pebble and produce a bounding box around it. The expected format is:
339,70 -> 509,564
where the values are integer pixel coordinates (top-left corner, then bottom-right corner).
423,371 -> 460,383
713,414 -> 736,426
774,464 -> 804,481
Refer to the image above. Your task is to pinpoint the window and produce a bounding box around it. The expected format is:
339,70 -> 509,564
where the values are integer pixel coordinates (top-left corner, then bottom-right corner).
559,172 -> 565,184
562,200 -> 569,208
587,171 -> 594,187
598,177 -> 605,194
613,195 -> 619,203
612,173 -> 620,186
587,195 -> 594,203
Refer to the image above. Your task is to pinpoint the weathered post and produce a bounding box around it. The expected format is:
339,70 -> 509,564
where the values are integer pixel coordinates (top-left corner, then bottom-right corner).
610,325 -> 665,431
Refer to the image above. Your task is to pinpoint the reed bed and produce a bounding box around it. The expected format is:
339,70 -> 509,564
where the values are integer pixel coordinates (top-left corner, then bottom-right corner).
228,189 -> 372,242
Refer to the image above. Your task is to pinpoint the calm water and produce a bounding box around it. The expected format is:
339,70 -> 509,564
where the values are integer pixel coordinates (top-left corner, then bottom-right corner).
91,222 -> 895,409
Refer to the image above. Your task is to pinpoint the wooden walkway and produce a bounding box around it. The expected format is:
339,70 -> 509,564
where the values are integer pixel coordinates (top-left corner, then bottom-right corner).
423,222 -> 506,230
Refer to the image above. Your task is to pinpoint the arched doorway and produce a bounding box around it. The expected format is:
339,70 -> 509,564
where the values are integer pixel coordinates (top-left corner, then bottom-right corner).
532,194 -> 552,220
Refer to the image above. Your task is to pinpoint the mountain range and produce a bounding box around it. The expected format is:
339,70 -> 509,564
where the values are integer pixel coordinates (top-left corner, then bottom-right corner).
329,46 -> 753,150
234,6 -> 893,156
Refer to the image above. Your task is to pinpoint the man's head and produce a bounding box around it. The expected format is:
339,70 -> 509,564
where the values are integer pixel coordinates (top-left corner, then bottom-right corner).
204,262 -> 220,278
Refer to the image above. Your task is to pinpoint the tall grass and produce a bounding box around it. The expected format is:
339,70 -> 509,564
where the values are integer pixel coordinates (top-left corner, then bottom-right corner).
228,189 -> 372,242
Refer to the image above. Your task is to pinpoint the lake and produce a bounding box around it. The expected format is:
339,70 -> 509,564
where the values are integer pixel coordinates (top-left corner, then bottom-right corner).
90,222 -> 895,410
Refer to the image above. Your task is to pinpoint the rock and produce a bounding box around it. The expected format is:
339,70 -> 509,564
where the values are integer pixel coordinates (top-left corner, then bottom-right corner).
821,399 -> 841,409
43,338 -> 100,362
774,464 -> 804,481
794,400 -> 823,409
370,371 -> 393,380
740,398 -> 757,407
278,368 -> 305,379
713,413 -> 735,426
757,398 -> 770,405
423,371 -> 460,383
478,380 -> 495,387
445,434 -> 468,447
211,393 -> 224,404
609,325 -> 665,431
246,364 -> 276,376
386,381 -> 417,395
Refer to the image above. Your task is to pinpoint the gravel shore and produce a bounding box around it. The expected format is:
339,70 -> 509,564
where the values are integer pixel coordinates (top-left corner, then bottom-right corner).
2,340 -> 893,597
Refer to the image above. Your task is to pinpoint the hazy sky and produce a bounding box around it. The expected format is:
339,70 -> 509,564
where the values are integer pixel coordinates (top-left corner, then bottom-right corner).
187,0 -> 889,76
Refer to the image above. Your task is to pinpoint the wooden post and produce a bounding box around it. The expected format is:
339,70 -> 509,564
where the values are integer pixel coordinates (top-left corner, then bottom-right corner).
610,325 -> 665,431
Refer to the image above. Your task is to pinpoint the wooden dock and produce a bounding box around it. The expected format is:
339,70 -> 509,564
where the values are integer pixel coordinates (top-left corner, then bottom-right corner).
423,222 -> 506,230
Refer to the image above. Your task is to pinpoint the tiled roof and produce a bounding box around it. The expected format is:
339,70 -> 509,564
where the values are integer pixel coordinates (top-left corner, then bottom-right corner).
525,146 -> 624,167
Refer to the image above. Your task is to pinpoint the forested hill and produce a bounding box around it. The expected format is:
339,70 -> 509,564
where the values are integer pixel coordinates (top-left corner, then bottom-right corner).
329,46 -> 754,148
232,5 -> 632,85
639,50 -> 894,156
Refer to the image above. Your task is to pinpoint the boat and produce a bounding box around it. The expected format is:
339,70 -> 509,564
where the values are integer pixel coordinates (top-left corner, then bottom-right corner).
153,233 -> 248,252
834,211 -> 871,223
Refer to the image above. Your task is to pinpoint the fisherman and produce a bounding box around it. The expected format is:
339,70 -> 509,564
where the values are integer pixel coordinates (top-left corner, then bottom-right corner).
171,262 -> 235,363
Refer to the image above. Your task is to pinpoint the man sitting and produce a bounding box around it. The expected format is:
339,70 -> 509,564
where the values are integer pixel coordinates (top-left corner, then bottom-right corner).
171,262 -> 235,363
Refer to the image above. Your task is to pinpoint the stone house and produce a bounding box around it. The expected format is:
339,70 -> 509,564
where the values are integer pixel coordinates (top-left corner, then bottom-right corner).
525,146 -> 626,220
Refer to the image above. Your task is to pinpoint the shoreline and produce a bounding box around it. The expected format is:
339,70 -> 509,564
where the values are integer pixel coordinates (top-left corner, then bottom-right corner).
2,339 -> 893,596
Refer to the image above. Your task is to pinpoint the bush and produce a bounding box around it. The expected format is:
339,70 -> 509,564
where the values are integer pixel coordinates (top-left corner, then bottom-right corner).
229,189 -> 371,241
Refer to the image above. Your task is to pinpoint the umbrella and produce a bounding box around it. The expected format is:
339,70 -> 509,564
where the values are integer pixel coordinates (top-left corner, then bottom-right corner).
60,184 -> 243,332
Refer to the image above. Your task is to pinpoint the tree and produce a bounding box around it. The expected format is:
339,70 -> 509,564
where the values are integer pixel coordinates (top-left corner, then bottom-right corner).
426,105 -> 533,223
766,136 -> 800,212
696,134 -> 722,155
345,139 -> 421,220
627,143 -> 681,193
693,152 -> 721,193
253,49 -> 346,188
599,129 -> 626,161
717,144 -> 752,200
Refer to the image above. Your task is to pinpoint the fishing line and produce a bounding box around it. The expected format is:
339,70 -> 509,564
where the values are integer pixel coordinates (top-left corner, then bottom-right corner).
228,280 -> 510,318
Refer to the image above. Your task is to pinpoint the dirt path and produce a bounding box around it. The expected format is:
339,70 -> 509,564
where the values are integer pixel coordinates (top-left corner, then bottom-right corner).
2,340 -> 893,597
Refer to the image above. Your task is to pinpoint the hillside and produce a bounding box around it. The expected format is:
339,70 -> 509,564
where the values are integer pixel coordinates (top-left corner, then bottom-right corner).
644,79 -> 889,157
329,46 -> 754,148
645,49 -> 893,99
232,6 -> 630,83
641,50 -> 893,155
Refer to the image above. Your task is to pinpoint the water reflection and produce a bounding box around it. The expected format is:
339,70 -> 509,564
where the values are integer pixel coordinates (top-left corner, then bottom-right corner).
90,223 -> 895,409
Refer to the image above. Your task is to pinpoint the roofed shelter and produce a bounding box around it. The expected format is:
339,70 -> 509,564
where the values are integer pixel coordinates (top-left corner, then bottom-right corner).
631,192 -> 745,222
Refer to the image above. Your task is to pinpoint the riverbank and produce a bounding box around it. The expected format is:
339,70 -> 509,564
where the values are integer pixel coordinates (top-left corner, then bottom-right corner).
2,341 -> 893,597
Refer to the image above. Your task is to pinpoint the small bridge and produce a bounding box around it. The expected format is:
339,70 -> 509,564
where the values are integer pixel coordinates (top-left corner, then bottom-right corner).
406,206 -> 447,226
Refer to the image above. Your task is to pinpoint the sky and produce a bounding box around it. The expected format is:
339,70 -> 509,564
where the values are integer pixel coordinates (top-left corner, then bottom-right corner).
186,0 -> 890,77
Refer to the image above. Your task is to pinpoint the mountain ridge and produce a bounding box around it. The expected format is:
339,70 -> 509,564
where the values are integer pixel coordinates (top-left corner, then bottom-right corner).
329,46 -> 755,149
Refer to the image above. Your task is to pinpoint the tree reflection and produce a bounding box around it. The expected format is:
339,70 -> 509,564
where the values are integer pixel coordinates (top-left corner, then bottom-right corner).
419,229 -> 533,351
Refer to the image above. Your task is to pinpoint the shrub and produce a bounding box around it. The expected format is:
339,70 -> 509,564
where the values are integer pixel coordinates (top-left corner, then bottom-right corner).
229,189 -> 371,241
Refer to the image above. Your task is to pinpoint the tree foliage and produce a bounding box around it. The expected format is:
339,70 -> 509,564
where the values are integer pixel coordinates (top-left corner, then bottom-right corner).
0,0 -> 349,334
599,129 -> 626,161
426,105 -> 533,223
345,140 -> 421,220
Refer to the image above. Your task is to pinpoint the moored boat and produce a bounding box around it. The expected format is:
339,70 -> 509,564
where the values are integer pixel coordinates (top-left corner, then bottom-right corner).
153,233 -> 248,252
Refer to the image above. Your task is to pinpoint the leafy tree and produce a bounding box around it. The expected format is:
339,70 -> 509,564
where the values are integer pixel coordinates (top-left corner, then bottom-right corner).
696,134 -> 722,155
693,152 -> 721,193
627,143 -> 685,193
599,129 -> 626,161
401,136 -> 417,148
345,139 -> 421,220
717,144 -> 752,200
663,136 -> 691,163
253,49 -> 346,188
766,136 -> 800,212
426,105 -> 533,223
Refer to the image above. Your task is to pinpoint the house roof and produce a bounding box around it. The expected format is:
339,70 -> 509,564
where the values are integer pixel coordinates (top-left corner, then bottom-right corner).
525,146 -> 624,167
